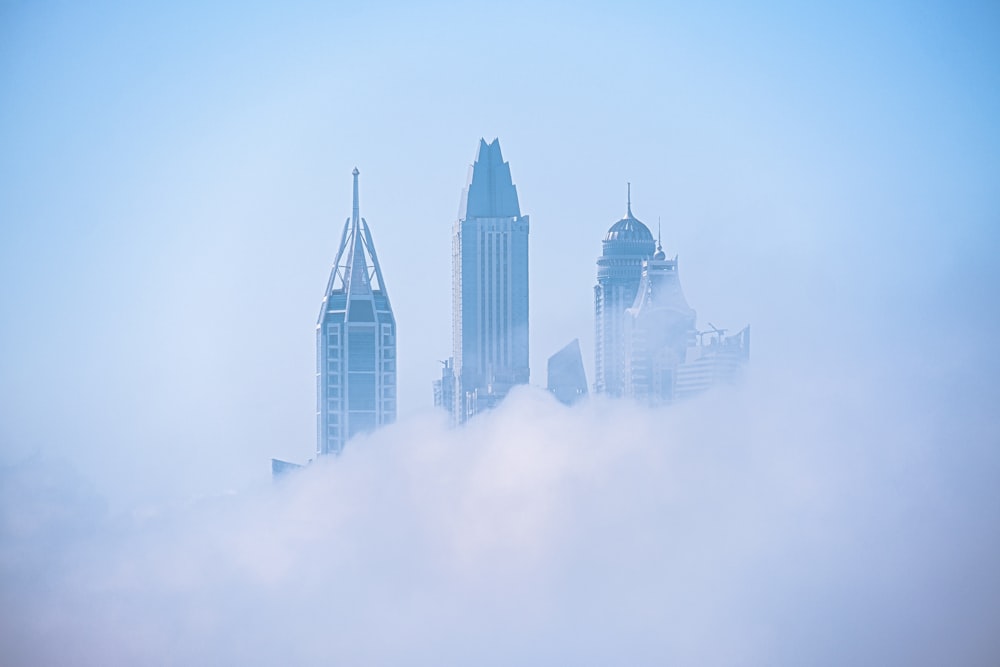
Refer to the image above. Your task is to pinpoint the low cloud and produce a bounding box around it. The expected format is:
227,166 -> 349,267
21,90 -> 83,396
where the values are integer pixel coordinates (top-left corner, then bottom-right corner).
1,363 -> 997,666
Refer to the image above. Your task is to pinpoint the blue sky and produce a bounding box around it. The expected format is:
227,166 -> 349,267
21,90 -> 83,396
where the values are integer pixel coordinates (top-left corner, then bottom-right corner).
1,0 -> 998,503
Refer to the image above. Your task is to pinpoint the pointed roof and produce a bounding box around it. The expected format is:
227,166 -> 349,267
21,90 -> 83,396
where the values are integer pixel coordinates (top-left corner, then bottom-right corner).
630,255 -> 695,320
323,168 -> 390,302
547,338 -> 589,405
459,138 -> 521,219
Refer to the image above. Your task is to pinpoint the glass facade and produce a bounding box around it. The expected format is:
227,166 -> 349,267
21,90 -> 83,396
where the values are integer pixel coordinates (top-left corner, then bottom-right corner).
450,139 -> 530,422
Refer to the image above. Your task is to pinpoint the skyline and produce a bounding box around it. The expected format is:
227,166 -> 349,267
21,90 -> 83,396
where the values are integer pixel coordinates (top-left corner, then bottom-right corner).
1,2 -> 998,663
2,1 -> 997,507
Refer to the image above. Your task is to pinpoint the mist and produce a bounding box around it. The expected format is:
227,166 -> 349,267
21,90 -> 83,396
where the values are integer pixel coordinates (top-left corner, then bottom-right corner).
2,351 -> 998,664
2,1 -> 999,665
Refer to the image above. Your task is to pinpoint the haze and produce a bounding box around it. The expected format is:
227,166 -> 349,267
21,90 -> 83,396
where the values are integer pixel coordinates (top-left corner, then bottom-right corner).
1,2 -> 998,664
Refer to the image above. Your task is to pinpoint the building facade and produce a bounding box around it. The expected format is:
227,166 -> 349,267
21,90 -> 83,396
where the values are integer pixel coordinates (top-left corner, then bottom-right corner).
448,138 -> 530,422
316,168 -> 396,456
623,245 -> 698,403
594,187 -> 657,397
673,326 -> 750,400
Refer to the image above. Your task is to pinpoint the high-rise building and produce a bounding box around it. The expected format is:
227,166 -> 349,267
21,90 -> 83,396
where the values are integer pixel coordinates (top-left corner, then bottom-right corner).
316,168 -> 396,456
594,186 -> 656,396
623,244 -> 698,403
448,138 -> 530,422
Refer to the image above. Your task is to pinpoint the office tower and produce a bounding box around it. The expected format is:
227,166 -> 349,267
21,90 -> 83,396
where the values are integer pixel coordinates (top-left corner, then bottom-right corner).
594,186 -> 656,396
547,338 -> 588,406
623,242 -> 698,403
316,168 -> 396,456
450,138 -> 530,422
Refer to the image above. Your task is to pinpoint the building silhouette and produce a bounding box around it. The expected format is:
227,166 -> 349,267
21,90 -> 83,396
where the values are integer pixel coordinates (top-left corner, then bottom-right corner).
594,185 -> 656,397
673,325 -> 750,400
316,168 -> 396,456
547,338 -> 588,405
623,243 -> 697,403
596,189 -> 750,404
444,138 -> 530,422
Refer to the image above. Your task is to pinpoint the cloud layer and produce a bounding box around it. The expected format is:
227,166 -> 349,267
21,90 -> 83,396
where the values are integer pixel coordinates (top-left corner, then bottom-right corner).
2,362 -> 997,666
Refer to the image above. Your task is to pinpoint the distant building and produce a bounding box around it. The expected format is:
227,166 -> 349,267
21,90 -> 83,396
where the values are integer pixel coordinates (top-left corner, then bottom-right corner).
316,168 -> 396,456
595,187 -> 750,404
432,358 -> 454,410
271,458 -> 303,478
446,138 -> 530,423
594,186 -> 656,397
674,325 -> 750,400
623,245 -> 697,403
547,339 -> 588,405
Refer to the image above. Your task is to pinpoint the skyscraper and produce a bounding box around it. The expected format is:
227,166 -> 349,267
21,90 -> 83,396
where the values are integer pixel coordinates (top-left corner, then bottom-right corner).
449,138 -> 530,422
316,168 -> 396,456
623,243 -> 697,403
594,186 -> 656,396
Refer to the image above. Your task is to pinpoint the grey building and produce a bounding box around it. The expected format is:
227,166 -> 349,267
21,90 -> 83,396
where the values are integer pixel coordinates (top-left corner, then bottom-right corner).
316,168 -> 396,456
594,186 -> 656,397
448,138 -> 530,422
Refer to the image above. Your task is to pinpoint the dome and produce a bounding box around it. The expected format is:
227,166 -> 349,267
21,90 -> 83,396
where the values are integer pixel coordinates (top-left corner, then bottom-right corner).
604,213 -> 655,243
600,185 -> 657,258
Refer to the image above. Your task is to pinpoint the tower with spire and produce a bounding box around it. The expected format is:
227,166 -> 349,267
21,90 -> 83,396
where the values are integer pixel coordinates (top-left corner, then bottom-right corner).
316,168 -> 396,456
623,231 -> 698,403
594,184 -> 657,397
446,138 -> 530,423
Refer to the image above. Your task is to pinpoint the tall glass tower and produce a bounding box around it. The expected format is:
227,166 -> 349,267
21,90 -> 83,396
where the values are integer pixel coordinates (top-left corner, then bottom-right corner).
594,185 -> 656,397
317,168 -> 396,456
450,138 -> 530,422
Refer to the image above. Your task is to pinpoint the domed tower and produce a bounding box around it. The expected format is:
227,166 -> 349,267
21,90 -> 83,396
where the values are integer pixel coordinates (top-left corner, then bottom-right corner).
594,185 -> 656,396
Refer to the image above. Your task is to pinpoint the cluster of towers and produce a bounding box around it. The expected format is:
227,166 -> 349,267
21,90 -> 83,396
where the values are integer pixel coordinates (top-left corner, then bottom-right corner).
591,185 -> 749,405
313,138 -> 749,457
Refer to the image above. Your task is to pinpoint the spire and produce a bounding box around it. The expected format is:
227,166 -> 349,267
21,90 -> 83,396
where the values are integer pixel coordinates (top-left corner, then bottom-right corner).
345,167 -> 370,295
352,167 -> 360,223
321,168 -> 390,302
627,182 -> 632,218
